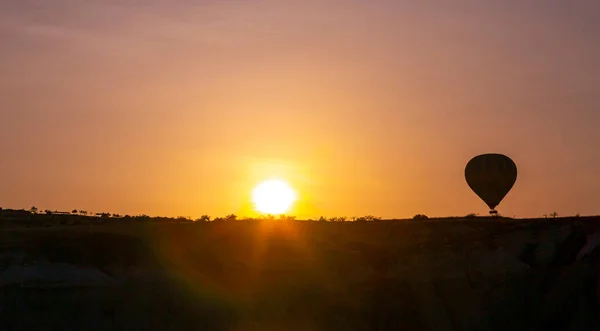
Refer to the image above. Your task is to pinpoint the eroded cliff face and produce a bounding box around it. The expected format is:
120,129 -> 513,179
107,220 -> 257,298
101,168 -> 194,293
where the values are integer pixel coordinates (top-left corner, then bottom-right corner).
0,220 -> 598,331
0,244 -> 238,330
0,283 -> 240,331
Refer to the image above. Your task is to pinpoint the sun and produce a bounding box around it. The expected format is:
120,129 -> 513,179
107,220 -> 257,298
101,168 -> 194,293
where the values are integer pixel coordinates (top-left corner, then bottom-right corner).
252,179 -> 297,215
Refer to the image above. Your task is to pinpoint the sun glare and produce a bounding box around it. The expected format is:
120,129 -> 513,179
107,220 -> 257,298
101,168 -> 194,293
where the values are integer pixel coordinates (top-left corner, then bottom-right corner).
252,179 -> 297,215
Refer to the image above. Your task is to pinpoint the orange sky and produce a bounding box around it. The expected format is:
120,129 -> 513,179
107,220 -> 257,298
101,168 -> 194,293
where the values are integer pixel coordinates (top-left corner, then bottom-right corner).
1,1 -> 599,219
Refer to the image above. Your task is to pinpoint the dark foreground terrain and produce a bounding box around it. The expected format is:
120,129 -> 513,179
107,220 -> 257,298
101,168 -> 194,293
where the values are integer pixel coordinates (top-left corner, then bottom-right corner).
1,217 -> 600,330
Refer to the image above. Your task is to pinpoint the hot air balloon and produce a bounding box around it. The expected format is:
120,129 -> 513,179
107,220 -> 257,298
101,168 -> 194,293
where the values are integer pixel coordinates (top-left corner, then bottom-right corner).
465,153 -> 517,215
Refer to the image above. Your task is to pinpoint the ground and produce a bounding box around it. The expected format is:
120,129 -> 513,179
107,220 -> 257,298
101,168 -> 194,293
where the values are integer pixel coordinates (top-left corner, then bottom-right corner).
1,217 -> 599,330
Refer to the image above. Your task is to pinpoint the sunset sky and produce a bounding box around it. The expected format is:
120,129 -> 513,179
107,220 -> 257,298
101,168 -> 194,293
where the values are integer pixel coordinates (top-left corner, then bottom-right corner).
1,1 -> 599,219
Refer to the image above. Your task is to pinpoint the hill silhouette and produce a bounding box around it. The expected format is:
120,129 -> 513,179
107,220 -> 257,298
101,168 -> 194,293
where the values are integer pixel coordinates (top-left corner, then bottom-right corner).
1,211 -> 600,330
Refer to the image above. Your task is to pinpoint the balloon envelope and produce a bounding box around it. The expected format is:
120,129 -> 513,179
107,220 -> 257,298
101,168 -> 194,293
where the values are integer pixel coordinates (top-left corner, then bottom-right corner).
465,154 -> 517,210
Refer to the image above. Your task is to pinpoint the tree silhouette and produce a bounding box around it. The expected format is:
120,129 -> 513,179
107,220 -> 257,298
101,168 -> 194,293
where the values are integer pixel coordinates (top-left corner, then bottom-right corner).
278,215 -> 297,221
30,206 -> 38,214
72,209 -> 78,214
330,216 -> 347,222
354,215 -> 380,222
197,215 -> 211,222
225,214 -> 237,222
550,212 -> 558,218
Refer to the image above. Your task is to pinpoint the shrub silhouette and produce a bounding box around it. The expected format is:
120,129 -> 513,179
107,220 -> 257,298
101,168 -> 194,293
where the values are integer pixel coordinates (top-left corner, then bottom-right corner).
279,215 -> 296,221
197,215 -> 211,222
330,216 -> 347,222
354,215 -> 381,222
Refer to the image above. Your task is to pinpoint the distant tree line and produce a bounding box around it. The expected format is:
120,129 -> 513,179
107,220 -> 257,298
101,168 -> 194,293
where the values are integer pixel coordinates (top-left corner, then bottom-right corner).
199,214 -> 384,222
0,208 -> 386,224
0,206 -> 584,226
